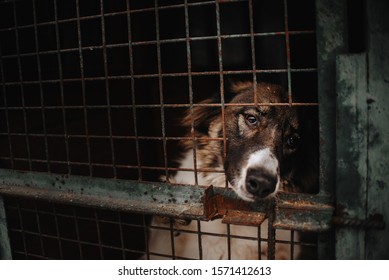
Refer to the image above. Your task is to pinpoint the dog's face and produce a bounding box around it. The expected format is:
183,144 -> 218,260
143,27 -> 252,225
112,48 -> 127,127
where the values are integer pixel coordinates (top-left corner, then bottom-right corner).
221,83 -> 300,201
184,82 -> 302,202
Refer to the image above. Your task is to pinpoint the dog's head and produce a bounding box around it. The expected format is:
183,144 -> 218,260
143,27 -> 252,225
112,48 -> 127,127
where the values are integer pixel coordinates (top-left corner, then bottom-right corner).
223,82 -> 300,201
185,81 -> 304,202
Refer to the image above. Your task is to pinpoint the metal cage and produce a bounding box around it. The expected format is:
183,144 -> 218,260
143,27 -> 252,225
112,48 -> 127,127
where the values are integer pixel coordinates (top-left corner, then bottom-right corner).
0,0 -> 388,260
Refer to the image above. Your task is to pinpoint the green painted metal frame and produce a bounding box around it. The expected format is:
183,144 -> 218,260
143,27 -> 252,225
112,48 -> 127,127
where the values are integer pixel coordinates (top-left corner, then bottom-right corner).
364,0 -> 389,259
334,0 -> 389,260
316,0 -> 348,259
316,0 -> 348,196
0,169 -> 213,221
336,53 -> 368,259
334,0 -> 388,259
0,195 -> 12,259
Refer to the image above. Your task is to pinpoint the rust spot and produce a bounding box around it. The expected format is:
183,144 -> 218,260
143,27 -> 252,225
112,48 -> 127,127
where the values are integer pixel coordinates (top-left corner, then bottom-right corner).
222,210 -> 266,226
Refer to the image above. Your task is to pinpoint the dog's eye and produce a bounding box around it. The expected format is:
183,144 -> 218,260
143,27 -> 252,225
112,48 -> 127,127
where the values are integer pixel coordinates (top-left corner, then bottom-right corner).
245,114 -> 258,126
286,135 -> 300,149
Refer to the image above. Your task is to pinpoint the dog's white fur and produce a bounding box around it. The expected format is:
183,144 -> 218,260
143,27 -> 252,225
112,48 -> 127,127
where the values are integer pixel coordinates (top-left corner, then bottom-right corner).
147,150 -> 296,260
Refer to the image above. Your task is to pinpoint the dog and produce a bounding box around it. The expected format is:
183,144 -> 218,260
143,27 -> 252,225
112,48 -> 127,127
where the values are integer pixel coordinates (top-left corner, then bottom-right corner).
146,81 -> 318,259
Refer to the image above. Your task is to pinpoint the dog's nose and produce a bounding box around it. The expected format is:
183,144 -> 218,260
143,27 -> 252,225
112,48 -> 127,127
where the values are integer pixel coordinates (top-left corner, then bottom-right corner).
245,168 -> 277,198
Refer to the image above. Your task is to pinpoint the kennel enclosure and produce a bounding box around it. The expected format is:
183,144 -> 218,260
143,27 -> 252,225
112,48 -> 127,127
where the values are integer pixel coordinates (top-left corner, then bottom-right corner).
0,0 -> 388,260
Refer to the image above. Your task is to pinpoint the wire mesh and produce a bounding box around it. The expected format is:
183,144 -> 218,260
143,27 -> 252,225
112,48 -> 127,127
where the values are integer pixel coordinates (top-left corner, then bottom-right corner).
4,197 -> 149,259
0,0 -> 319,260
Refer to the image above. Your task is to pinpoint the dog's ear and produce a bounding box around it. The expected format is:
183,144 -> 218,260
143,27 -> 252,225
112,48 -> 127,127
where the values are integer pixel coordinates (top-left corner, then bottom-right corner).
182,81 -> 248,136
229,80 -> 253,94
182,97 -> 221,136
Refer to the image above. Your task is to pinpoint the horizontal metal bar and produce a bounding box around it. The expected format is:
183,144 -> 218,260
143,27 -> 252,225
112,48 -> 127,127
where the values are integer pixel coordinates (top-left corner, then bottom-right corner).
0,169 -> 334,231
0,169 -> 214,220
332,215 -> 385,230
1,68 -> 317,87
0,158 -> 225,173
0,133 -> 225,142
216,186 -> 334,231
0,30 -> 315,59
273,193 -> 334,232
0,102 -> 319,111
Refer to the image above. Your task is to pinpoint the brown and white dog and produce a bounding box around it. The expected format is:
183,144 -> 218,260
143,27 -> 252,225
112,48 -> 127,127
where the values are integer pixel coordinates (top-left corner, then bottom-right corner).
147,81 -> 317,259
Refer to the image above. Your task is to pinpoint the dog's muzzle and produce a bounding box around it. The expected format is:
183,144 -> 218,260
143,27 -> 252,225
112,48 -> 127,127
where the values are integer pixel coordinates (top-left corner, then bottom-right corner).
244,148 -> 280,199
245,167 -> 278,198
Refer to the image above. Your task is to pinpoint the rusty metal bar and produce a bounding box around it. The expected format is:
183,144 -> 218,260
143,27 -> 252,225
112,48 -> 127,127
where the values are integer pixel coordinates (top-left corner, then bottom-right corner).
248,0 -> 258,103
290,230 -> 295,259
283,0 -> 293,105
1,68 -> 317,86
0,29 -> 314,47
0,157 -> 225,174
15,200 -> 28,258
184,0 -> 199,185
215,0 -> 227,184
33,200 -> 46,258
141,215 -> 150,260
12,0 -> 32,171
0,102 -> 319,110
267,208 -> 276,259
273,192 -> 334,232
32,0 -> 51,173
53,0 -> 71,175
154,0 -> 169,180
94,208 -> 104,259
169,218 -> 176,260
52,204 -> 64,259
126,0 -> 143,181
0,133 -> 225,142
0,49 -> 14,170
257,226 -> 261,260
215,0 -> 231,260
72,206 -> 83,258
75,0 -> 93,176
100,0 -> 117,179
196,220 -> 203,260
332,216 -> 385,230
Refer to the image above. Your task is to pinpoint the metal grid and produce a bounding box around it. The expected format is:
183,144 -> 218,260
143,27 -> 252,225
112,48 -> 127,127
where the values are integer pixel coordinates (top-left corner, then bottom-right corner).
4,197 -> 149,259
0,0 -> 320,259
3,196 -> 318,260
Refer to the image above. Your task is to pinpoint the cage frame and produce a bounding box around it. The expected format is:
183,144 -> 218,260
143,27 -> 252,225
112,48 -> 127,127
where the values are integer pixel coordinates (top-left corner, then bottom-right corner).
0,0 -> 339,260
2,0 -> 387,260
